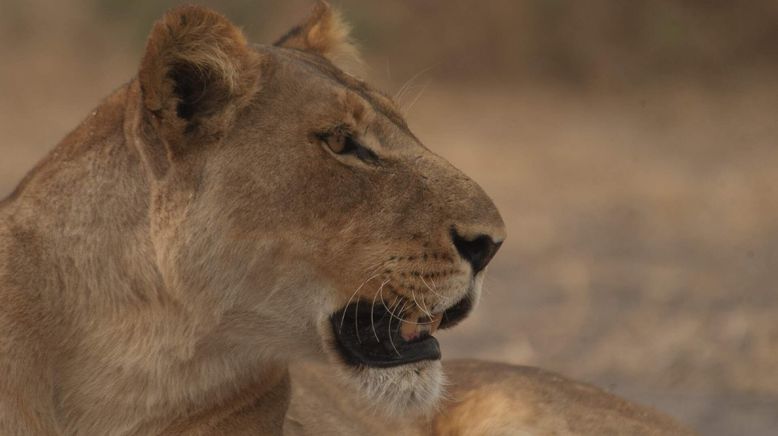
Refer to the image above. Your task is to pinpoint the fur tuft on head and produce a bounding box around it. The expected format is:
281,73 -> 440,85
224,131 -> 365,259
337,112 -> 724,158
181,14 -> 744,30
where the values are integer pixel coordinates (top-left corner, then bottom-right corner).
275,1 -> 363,74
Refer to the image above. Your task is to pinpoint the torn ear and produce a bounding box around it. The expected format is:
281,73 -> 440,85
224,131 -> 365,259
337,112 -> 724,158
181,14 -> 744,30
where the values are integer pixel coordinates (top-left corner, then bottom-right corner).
138,5 -> 261,154
275,0 -> 362,74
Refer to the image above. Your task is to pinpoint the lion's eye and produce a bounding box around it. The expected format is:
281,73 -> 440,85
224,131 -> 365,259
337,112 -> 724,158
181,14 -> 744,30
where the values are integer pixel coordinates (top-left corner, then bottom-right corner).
321,132 -> 379,164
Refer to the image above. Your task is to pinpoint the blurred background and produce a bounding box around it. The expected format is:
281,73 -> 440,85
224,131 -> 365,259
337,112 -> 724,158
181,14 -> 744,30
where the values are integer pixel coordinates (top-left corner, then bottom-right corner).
1,1 -> 777,434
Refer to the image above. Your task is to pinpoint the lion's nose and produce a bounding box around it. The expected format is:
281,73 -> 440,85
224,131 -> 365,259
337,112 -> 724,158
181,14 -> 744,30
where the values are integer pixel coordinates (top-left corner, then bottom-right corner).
450,229 -> 502,274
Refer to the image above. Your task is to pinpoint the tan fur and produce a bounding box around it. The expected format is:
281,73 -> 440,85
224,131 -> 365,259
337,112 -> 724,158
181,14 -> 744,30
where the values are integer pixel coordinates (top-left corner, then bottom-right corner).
274,1 -> 362,74
138,5 -> 261,157
287,360 -> 696,435
0,3 -> 692,435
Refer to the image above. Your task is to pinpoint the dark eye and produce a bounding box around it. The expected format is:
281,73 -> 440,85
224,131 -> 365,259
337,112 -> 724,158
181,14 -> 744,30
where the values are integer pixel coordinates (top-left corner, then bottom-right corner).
320,131 -> 379,164
342,136 -> 380,163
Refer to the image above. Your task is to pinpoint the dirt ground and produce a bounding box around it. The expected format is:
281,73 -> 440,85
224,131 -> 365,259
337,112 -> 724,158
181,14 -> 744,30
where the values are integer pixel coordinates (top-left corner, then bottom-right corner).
417,83 -> 778,436
2,3 -> 778,434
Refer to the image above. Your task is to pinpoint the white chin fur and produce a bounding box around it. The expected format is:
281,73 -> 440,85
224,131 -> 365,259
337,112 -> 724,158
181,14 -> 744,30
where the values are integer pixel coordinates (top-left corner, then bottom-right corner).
338,360 -> 445,418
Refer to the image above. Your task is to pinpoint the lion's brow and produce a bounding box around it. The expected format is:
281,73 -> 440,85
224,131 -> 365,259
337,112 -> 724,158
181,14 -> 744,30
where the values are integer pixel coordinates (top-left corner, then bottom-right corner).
267,45 -> 415,138
327,68 -> 406,125
309,56 -> 412,134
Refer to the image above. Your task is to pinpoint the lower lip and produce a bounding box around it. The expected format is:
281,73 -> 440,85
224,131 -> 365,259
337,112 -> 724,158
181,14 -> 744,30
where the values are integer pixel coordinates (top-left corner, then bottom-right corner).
329,306 -> 442,368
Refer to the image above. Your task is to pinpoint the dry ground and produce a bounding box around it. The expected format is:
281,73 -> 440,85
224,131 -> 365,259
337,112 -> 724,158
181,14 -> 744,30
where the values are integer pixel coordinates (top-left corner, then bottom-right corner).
2,42 -> 777,436
419,82 -> 778,436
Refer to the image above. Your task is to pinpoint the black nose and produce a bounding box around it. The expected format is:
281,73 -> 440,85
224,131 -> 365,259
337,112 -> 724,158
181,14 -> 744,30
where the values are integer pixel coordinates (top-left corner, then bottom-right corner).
451,229 -> 502,274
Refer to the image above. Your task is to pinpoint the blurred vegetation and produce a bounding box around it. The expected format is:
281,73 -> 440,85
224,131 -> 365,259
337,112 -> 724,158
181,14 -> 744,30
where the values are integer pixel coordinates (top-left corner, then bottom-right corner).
1,0 -> 777,87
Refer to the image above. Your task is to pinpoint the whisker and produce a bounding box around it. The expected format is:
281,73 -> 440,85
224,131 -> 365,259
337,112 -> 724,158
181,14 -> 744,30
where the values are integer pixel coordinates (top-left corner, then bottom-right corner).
387,299 -> 404,357
379,286 -> 434,325
414,266 -> 438,317
354,298 -> 361,343
404,80 -> 430,115
340,271 -> 382,332
371,279 -> 390,342
419,292 -> 434,320
411,289 -> 433,318
395,66 -> 434,107
396,299 -> 411,324
419,267 -> 444,299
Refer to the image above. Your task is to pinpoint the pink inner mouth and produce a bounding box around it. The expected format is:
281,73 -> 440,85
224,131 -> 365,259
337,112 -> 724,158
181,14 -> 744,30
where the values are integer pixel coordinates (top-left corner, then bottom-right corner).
399,312 -> 444,342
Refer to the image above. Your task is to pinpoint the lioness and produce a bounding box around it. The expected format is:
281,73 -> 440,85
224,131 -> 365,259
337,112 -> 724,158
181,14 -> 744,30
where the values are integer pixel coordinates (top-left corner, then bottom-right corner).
0,2 -> 694,435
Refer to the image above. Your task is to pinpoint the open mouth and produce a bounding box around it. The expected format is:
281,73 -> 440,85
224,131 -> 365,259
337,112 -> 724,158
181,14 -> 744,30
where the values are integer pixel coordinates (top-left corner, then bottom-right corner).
330,293 -> 473,368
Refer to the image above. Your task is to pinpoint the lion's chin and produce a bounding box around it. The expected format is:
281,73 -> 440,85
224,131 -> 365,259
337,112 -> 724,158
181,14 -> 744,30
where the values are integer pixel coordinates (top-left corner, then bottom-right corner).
320,290 -> 475,417
337,360 -> 445,418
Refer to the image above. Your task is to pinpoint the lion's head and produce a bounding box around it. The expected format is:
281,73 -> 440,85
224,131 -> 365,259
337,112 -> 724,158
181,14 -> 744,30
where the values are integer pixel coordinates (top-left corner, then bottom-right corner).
132,2 -> 505,416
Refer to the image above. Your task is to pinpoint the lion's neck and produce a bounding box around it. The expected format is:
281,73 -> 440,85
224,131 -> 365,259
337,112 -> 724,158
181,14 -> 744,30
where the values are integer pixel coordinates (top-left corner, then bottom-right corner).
3,82 -> 291,434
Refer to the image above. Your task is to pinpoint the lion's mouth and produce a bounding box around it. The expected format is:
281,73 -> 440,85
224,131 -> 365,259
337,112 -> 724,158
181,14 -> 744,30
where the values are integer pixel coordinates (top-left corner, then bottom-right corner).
329,293 -> 473,368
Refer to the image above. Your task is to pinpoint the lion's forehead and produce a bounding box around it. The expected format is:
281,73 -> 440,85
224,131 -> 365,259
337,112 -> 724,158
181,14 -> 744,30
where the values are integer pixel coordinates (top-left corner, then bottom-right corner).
258,45 -> 413,137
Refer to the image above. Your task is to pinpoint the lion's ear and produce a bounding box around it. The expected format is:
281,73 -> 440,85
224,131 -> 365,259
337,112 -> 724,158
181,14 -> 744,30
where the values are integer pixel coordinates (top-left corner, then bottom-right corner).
138,5 -> 261,154
275,1 -> 362,74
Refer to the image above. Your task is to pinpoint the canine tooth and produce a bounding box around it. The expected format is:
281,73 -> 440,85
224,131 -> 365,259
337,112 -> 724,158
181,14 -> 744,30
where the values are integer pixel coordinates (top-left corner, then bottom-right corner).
399,317 -> 419,341
399,309 -> 446,341
428,313 -> 443,335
